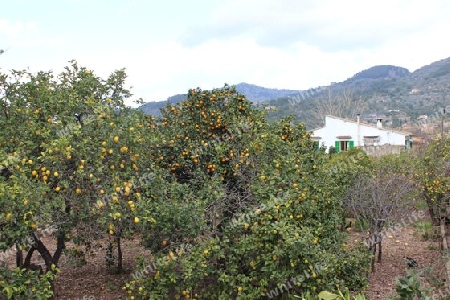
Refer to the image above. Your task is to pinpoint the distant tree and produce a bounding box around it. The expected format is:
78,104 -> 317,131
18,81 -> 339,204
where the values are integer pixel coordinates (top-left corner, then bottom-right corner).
328,146 -> 337,155
308,88 -> 367,128
391,115 -> 402,128
344,155 -> 416,271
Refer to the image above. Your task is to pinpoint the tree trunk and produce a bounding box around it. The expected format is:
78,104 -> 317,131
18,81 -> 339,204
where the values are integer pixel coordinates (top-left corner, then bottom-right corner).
371,244 -> 376,272
52,232 -> 66,267
30,231 -> 65,272
30,232 -> 61,299
377,241 -> 382,263
15,244 -> 23,267
424,193 -> 439,226
116,236 -> 123,274
23,246 -> 37,268
30,232 -> 53,270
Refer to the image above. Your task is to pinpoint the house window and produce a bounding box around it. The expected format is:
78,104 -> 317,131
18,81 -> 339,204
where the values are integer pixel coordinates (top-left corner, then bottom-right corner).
334,140 -> 354,152
363,136 -> 380,146
405,137 -> 413,149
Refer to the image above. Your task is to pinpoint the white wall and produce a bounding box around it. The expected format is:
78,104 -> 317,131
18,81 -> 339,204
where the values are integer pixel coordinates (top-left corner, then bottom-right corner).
312,116 -> 408,152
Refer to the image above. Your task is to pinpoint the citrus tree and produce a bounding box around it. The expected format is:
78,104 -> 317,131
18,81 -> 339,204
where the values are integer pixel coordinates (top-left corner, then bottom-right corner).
136,86 -> 266,251
414,137 -> 450,225
0,61 -> 146,297
125,87 -> 371,299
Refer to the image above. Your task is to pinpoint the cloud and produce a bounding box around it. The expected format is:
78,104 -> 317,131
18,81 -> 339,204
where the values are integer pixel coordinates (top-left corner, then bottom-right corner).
2,0 -> 450,107
181,0 -> 450,52
70,36 -> 364,105
0,19 -> 37,39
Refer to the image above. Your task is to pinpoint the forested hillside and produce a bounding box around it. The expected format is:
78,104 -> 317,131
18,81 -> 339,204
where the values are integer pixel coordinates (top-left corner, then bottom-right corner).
139,57 -> 450,130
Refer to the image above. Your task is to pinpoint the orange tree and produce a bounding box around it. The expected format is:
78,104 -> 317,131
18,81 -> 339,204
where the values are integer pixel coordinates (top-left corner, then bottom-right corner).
0,61 -> 146,297
155,85 -> 259,184
125,87 -> 371,299
414,137 -> 450,225
136,85 -> 265,251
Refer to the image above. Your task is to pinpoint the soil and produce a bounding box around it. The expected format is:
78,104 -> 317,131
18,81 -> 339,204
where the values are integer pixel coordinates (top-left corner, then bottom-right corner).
358,225 -> 443,299
1,222 -> 445,300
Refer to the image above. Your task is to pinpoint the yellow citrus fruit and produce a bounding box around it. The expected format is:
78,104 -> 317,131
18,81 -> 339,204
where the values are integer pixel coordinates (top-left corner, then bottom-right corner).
134,217 -> 140,223
113,136 -> 119,143
76,188 -> 82,194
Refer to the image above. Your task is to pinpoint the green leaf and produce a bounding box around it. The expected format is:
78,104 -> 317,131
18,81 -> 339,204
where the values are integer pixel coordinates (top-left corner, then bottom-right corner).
318,291 -> 339,300
3,286 -> 13,300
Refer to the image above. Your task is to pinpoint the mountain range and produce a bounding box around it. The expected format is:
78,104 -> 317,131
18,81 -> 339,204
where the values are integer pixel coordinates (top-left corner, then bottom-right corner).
138,57 -> 450,129
137,82 -> 306,116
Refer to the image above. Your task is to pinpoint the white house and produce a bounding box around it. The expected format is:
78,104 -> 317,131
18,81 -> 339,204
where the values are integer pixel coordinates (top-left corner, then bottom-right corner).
311,115 -> 412,154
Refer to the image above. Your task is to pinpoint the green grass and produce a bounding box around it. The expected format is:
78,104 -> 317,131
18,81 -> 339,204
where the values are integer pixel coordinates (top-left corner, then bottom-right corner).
413,220 -> 434,241
414,200 -> 428,211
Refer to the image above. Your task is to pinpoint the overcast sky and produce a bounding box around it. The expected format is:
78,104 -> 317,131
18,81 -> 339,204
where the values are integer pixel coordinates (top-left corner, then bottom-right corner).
1,0 -> 449,106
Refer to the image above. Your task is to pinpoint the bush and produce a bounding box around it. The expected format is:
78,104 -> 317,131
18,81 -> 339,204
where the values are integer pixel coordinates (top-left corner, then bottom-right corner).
0,265 -> 58,299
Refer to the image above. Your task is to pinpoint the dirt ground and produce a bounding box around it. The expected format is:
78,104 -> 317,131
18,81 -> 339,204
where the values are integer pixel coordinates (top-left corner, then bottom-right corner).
54,237 -> 151,300
1,222 -> 445,299
358,225 -> 443,299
